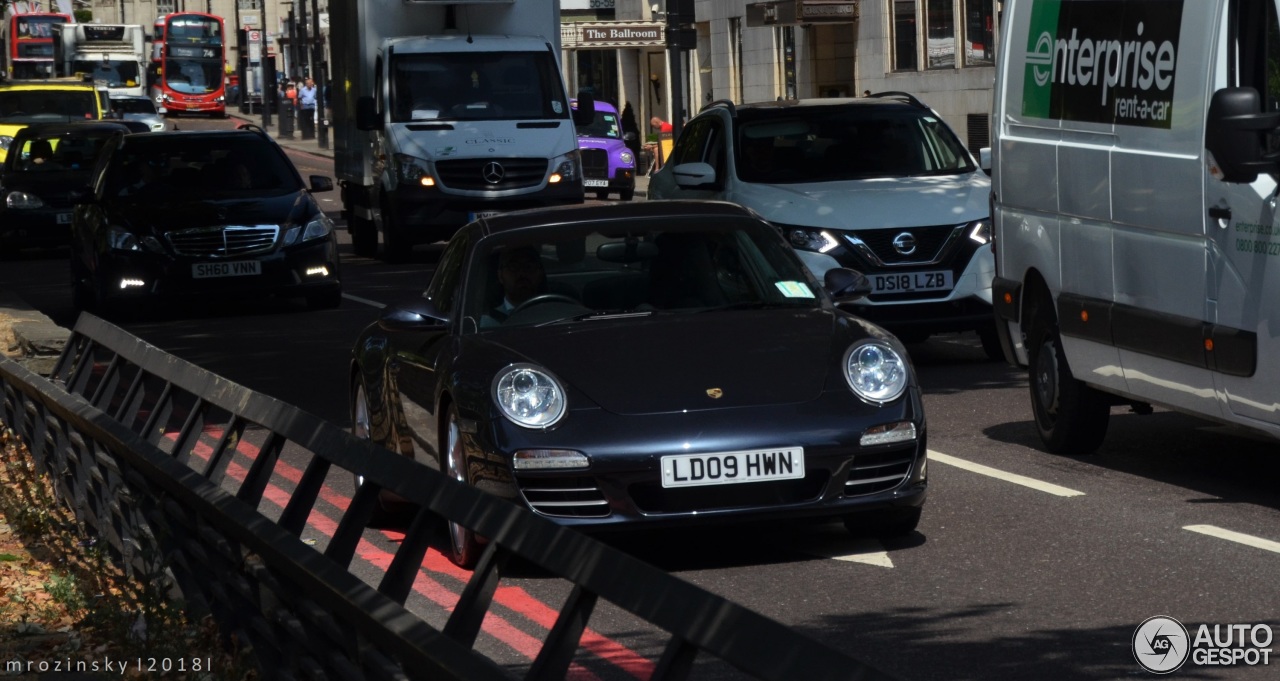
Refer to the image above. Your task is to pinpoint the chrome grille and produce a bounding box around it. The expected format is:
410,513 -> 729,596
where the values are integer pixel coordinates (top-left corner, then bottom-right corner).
166,225 -> 279,257
580,148 -> 608,179
435,158 -> 549,191
517,476 -> 610,518
844,449 -> 914,496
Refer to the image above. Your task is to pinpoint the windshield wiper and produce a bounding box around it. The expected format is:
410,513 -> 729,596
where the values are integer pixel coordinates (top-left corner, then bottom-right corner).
539,309 -> 657,326
701,301 -> 811,312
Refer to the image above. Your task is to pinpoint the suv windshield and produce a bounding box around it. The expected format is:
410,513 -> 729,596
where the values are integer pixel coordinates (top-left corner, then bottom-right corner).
735,106 -> 976,184
104,135 -> 301,198
390,51 -> 568,122
463,217 -> 821,330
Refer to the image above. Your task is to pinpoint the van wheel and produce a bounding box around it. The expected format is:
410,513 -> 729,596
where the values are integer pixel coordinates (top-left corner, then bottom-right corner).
350,215 -> 378,257
1026,312 -> 1110,454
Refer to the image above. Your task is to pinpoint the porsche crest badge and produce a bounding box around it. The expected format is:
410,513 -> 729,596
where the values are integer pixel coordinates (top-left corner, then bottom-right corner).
706,388 -> 723,399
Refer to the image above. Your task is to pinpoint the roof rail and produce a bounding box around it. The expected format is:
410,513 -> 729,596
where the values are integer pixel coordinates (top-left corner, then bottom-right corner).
868,91 -> 928,109
701,98 -> 738,117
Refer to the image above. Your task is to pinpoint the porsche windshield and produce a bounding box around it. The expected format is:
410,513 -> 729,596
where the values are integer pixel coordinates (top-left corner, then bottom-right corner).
464,218 -> 821,330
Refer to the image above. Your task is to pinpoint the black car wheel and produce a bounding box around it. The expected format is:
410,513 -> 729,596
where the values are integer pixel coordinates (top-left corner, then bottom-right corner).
595,191 -> 610,200
1027,308 -> 1110,454
351,374 -> 402,527
619,189 -> 634,202
442,404 -> 481,569
306,288 -> 342,310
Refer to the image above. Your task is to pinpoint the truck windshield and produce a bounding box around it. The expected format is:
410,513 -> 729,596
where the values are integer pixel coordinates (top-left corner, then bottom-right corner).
390,51 -> 568,123
72,60 -> 141,88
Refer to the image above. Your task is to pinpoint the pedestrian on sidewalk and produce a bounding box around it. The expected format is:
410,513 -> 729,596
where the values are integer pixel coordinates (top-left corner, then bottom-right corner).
299,77 -> 318,140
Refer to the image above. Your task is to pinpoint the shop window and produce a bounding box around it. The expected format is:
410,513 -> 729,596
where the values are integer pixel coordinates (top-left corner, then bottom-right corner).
964,0 -> 997,66
892,0 -> 918,72
926,0 -> 956,69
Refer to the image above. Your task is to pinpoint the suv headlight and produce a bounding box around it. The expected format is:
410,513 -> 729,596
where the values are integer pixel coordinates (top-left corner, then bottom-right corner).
5,191 -> 44,209
394,153 -> 434,187
284,214 -> 334,245
844,341 -> 908,405
493,363 -> 567,428
549,150 -> 581,183
787,227 -> 841,253
968,219 -> 992,245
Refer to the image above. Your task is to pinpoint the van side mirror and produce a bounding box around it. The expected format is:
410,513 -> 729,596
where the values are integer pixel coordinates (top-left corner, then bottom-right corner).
979,147 -> 992,176
1206,87 -> 1280,183
572,89 -> 595,127
356,96 -> 381,131
824,267 -> 873,303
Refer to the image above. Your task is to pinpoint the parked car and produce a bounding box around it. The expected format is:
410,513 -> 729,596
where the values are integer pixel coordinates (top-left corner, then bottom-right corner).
108,95 -> 174,132
647,94 -> 998,357
573,100 -> 636,201
69,127 -> 342,313
0,122 -> 132,253
349,200 -> 927,567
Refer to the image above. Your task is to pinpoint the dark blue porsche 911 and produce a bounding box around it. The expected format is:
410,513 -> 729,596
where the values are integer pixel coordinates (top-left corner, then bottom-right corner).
350,200 -> 927,567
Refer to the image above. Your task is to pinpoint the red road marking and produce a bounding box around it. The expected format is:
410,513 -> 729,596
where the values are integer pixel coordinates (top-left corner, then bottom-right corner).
173,429 -> 655,680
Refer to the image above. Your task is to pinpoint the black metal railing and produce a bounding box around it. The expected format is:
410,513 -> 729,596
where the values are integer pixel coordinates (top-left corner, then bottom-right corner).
0,313 -> 895,681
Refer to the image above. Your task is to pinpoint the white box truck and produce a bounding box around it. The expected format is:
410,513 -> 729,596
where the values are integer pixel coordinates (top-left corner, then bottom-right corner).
52,23 -> 147,98
329,0 -> 593,262
991,0 -> 1280,453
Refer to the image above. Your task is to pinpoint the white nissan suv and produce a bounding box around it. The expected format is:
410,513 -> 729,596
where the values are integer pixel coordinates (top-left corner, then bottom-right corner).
648,93 -> 997,357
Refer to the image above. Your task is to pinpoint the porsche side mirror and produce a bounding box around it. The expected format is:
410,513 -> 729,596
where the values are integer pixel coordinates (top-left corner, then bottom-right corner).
68,186 -> 96,205
379,298 -> 449,331
824,267 -> 872,303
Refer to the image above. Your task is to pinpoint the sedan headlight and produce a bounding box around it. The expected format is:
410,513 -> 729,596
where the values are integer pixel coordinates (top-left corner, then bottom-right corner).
284,214 -> 333,245
844,341 -> 908,405
5,191 -> 44,209
0,136 -> 13,152
549,150 -> 581,183
493,363 -> 566,428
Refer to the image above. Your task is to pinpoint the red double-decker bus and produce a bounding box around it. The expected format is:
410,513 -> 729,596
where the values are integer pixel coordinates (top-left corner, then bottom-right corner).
149,12 -> 225,117
1,11 -> 72,80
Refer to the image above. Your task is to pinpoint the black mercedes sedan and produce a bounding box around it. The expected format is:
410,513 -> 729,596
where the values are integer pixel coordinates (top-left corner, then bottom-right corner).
350,200 -> 927,567
69,127 -> 341,313
0,122 -> 131,253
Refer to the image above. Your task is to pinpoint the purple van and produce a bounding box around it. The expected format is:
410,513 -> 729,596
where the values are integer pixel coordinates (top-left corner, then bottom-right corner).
574,101 -> 636,201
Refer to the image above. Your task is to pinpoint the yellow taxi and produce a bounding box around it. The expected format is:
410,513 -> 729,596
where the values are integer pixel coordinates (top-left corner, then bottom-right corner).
0,80 -> 107,164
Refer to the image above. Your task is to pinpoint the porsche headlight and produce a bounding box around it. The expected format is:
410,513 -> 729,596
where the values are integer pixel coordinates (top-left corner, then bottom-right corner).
493,363 -> 566,428
549,150 -> 581,183
5,191 -> 44,209
844,342 -> 908,404
284,214 -> 333,245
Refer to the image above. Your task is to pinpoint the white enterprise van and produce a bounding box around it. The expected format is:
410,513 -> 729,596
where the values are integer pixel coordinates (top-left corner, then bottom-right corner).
991,0 -> 1280,453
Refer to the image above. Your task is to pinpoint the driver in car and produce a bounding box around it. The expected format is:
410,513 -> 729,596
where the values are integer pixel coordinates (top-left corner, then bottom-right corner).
482,245 -> 546,326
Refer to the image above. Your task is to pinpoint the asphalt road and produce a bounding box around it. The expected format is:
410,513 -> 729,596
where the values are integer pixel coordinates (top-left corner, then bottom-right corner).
2,115 -> 1277,680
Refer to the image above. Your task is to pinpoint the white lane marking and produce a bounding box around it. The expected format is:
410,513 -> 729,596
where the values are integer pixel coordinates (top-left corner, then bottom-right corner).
342,293 -> 386,309
803,536 -> 894,567
928,450 -> 1086,497
1183,525 -> 1280,554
